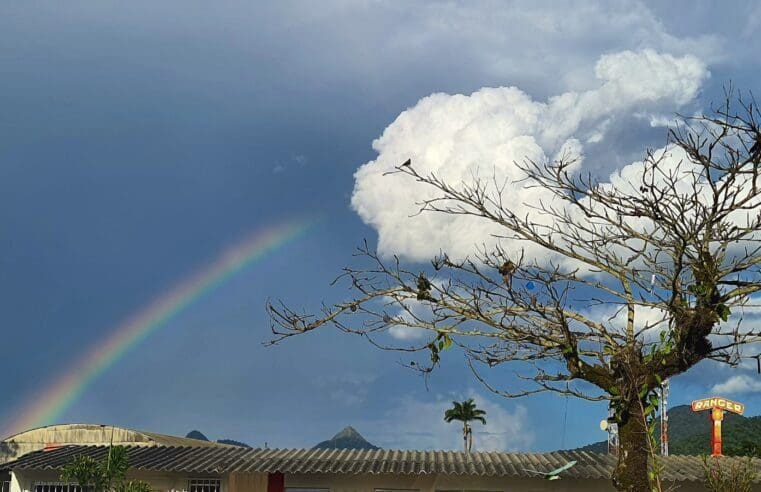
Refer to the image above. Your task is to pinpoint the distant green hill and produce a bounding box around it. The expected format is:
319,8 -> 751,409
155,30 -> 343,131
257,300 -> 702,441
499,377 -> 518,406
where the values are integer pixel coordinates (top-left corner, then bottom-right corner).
185,430 -> 250,448
314,426 -> 380,450
185,430 -> 209,441
575,405 -> 761,456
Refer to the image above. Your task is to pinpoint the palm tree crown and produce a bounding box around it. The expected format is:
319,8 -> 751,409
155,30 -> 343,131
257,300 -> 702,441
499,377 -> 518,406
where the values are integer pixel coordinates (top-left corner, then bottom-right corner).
444,399 -> 487,425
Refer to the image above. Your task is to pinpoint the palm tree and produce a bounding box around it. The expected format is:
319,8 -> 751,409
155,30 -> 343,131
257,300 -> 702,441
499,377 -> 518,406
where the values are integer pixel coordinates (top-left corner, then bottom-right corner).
444,399 -> 486,452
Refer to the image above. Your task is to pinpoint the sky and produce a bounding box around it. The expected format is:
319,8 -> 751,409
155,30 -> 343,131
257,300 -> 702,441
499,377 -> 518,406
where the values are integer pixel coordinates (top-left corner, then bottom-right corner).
2,0 -> 761,453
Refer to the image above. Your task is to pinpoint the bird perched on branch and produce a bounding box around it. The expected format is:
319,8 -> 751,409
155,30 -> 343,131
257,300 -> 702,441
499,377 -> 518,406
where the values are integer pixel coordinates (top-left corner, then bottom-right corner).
384,158 -> 413,177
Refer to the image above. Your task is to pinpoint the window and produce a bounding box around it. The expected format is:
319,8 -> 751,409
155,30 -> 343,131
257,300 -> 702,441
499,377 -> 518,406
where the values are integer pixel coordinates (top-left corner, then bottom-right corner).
188,479 -> 221,492
1,481 -> 9,492
34,483 -> 86,492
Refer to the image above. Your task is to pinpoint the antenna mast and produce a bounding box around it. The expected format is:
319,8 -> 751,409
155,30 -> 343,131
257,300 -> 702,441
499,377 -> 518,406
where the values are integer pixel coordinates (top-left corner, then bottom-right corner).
607,407 -> 619,456
660,379 -> 669,456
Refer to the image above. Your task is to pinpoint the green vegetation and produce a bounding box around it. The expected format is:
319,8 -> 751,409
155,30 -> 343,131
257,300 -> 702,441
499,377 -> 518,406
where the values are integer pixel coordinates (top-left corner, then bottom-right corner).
61,445 -> 151,492
578,405 -> 761,457
701,455 -> 758,492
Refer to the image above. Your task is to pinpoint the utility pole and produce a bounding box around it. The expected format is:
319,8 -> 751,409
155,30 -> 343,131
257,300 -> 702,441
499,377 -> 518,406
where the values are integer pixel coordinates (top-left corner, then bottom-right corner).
659,379 -> 669,456
604,407 -> 619,456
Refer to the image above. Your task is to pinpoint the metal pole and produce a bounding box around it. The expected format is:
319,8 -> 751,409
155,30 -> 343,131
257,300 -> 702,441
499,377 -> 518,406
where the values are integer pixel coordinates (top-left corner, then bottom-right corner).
607,407 -> 619,456
660,379 -> 669,456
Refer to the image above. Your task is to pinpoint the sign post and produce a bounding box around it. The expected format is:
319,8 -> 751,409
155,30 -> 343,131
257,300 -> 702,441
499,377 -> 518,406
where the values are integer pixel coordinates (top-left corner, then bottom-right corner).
690,397 -> 745,456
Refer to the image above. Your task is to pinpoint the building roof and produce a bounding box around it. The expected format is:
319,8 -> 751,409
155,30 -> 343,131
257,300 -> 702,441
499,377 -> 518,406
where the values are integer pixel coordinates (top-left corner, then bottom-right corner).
4,445 -> 759,482
2,424 -> 228,448
0,424 -> 233,465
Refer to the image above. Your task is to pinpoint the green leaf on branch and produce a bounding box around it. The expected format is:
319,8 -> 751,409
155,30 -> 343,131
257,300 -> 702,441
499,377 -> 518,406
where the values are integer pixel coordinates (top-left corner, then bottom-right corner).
649,394 -> 660,409
716,304 -> 731,322
441,334 -> 452,350
435,333 -> 452,352
689,283 -> 710,296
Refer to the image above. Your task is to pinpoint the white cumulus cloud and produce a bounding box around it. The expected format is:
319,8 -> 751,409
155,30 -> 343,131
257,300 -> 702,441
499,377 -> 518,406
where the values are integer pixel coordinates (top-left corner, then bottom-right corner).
711,375 -> 761,395
388,322 -> 427,341
386,280 -> 448,340
581,303 -> 669,338
351,50 -> 708,262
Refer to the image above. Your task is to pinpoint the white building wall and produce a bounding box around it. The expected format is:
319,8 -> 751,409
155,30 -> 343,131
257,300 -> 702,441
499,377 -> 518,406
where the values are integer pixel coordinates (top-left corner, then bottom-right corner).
9,470 -> 225,492
284,472 -> 612,492
284,471 -> 761,492
10,469 -> 761,492
227,472 -> 267,492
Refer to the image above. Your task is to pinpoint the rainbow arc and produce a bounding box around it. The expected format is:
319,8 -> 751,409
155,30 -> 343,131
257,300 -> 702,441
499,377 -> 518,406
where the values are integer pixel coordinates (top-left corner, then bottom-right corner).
2,218 -> 319,437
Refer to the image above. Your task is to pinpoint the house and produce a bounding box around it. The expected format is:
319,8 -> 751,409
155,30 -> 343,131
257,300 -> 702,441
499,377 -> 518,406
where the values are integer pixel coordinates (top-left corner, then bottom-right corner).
2,425 -> 760,492
0,424 -> 228,464
0,424 -> 233,492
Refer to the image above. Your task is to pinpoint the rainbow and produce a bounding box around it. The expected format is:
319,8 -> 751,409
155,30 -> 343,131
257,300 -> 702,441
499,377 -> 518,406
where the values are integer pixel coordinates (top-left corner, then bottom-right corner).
2,217 -> 320,437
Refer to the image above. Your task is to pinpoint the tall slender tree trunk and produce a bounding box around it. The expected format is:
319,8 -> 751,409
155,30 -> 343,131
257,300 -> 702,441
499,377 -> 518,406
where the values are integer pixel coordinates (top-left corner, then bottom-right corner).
462,423 -> 469,452
612,400 -> 651,492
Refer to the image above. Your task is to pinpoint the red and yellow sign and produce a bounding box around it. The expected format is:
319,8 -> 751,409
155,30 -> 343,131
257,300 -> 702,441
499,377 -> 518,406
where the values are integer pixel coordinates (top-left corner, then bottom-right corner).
691,397 -> 744,415
691,396 -> 745,456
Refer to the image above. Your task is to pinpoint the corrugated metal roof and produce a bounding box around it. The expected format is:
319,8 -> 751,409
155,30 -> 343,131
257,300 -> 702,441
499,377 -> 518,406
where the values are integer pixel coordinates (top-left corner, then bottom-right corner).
3,445 -> 759,482
2,424 -> 230,448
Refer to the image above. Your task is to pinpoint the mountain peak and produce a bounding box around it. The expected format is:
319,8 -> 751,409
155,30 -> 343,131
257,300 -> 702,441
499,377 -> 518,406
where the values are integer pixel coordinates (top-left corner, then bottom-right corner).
314,426 -> 380,450
333,426 -> 362,440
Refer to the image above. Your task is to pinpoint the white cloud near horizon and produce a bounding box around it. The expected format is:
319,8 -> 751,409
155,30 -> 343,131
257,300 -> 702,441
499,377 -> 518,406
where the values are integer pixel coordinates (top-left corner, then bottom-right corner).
363,390 -> 534,451
351,50 -> 708,262
711,375 -> 761,395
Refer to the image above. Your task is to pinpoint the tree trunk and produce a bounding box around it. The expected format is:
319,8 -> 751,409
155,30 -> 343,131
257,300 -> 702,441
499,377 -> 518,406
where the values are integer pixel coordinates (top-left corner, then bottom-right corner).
612,400 -> 651,492
462,423 -> 469,452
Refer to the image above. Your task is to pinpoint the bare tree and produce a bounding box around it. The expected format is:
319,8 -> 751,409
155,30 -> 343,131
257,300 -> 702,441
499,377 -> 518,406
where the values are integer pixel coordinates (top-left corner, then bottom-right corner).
267,90 -> 761,491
